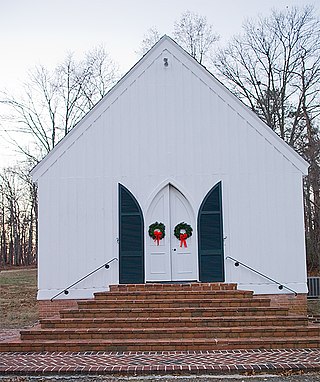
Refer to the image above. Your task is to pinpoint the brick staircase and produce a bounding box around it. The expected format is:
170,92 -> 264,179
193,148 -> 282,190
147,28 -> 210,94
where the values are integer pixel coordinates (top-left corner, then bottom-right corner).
1,282 -> 320,352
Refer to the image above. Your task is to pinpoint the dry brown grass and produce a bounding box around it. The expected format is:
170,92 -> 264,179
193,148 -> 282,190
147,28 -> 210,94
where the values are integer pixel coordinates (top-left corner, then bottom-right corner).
308,299 -> 320,316
0,268 -> 38,329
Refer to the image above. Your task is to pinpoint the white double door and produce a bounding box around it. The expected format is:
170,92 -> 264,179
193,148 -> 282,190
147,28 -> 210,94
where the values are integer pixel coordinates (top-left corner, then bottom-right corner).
146,185 -> 198,282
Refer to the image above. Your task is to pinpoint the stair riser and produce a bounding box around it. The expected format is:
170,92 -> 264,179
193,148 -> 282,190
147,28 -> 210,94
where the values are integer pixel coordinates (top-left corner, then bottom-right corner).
77,300 -> 270,309
110,283 -> 237,292
2,340 -> 320,353
94,292 -> 253,300
20,328 -> 320,341
40,318 -> 308,329
60,308 -> 288,319
4,281 -> 319,353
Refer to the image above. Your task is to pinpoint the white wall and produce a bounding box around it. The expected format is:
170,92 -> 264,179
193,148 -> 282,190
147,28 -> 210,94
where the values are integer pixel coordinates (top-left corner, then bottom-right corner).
36,42 -> 307,300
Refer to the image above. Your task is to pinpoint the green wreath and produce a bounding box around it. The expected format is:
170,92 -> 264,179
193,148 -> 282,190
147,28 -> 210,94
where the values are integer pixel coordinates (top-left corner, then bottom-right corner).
148,222 -> 166,240
174,222 -> 193,239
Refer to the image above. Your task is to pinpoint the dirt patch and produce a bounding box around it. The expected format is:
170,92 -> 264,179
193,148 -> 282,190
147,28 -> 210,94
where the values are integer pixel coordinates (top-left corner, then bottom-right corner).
0,268 -> 38,329
308,299 -> 320,316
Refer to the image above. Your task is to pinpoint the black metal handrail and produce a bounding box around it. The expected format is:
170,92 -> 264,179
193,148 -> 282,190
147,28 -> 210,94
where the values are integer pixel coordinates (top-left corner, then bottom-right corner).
226,256 -> 298,296
50,257 -> 118,301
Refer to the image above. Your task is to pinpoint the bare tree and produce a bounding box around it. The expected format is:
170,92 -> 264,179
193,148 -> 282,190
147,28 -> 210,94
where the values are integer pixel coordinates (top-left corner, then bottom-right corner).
136,27 -> 161,56
0,166 -> 37,267
173,10 -> 219,65
214,5 -> 320,273
1,46 -> 119,163
214,6 -> 320,142
0,47 -> 119,267
137,11 -> 219,65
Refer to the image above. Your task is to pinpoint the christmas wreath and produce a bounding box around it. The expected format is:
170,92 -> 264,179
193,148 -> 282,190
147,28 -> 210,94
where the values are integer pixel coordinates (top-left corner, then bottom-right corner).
174,222 -> 193,248
148,222 -> 165,245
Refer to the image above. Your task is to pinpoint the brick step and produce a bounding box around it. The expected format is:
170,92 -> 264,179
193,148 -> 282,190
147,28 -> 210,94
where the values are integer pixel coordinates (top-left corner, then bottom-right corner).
60,306 -> 289,319
40,315 -> 308,329
94,290 -> 253,301
20,325 -> 320,341
110,283 -> 237,292
1,336 -> 320,353
308,315 -> 320,324
77,297 -> 271,310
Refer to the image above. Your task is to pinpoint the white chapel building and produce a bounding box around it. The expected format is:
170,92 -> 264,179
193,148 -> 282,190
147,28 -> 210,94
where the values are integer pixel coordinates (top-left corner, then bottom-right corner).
31,36 -> 308,312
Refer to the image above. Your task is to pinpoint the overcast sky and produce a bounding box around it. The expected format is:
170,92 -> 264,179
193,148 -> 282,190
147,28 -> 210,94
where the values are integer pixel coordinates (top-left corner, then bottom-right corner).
0,0 -> 318,167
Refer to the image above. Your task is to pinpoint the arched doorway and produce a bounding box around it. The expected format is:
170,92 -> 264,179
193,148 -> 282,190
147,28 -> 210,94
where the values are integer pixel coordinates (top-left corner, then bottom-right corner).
198,182 -> 225,282
146,184 -> 198,282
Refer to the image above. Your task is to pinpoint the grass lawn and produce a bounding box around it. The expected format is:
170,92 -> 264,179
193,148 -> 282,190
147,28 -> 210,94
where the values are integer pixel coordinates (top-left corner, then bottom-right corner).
0,268 -> 319,329
0,268 -> 38,329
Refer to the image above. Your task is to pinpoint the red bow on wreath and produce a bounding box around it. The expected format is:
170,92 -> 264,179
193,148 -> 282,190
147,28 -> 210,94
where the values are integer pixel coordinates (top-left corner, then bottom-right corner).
179,233 -> 188,248
154,230 -> 163,246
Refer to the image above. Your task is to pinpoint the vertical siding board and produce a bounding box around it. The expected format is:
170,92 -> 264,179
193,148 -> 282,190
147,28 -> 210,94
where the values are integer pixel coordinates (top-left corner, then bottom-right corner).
92,177 -> 104,287
38,178 -> 58,290
197,81 -> 210,176
213,98 -> 221,175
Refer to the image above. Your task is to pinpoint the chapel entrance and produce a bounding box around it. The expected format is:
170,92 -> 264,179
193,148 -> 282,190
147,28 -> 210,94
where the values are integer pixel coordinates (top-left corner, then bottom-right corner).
146,184 -> 198,282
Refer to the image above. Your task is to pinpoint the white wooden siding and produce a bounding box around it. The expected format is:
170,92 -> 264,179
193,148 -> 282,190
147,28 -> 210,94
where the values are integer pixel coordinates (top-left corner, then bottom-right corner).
35,38 -> 307,300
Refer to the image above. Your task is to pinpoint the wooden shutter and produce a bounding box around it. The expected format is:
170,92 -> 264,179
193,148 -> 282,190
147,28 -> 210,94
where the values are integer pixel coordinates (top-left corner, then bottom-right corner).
198,182 -> 224,282
119,184 -> 144,283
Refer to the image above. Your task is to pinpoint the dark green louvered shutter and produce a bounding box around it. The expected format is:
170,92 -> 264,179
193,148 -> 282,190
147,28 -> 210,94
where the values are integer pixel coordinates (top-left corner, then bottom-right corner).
198,182 -> 224,282
119,184 -> 144,284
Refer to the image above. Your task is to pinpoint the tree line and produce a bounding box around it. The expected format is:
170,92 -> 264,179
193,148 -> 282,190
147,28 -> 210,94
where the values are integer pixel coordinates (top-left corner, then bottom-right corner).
0,166 -> 37,266
1,6 -> 319,273
0,47 -> 118,267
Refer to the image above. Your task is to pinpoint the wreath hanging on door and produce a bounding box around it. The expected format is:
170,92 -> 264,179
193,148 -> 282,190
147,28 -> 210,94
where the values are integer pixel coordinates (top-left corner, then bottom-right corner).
148,222 -> 165,245
174,222 -> 193,248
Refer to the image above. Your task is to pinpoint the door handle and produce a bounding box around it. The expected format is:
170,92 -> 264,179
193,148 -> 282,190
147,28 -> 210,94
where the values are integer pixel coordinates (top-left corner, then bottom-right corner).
172,248 -> 177,251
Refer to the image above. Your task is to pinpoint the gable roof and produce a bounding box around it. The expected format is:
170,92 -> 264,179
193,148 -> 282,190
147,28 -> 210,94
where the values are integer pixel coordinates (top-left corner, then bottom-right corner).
31,35 -> 309,180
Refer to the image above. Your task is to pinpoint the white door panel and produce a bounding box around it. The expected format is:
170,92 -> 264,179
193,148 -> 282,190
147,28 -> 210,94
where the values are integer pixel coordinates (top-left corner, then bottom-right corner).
170,186 -> 197,281
146,184 -> 198,282
146,186 -> 171,281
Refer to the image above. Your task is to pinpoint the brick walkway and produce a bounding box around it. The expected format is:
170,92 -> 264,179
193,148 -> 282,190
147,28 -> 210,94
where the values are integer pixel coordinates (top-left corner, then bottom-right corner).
1,329 -> 320,376
0,349 -> 320,375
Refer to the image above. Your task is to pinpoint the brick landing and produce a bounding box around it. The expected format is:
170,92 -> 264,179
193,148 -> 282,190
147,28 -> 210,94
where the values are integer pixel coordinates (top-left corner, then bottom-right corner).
0,349 -> 320,375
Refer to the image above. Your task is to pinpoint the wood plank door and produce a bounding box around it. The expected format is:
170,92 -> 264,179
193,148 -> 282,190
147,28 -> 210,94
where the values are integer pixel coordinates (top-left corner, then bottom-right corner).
198,182 -> 225,282
119,184 -> 144,283
146,184 -> 198,282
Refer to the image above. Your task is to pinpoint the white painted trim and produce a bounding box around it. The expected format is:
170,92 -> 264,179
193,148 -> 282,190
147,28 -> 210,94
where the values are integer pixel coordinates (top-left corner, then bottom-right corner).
163,39 -> 308,174
145,179 -> 196,218
31,36 -> 308,181
31,41 -> 166,180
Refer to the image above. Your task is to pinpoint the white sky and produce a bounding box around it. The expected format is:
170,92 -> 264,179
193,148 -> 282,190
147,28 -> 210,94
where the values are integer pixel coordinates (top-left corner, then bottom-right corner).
0,0 -> 318,167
